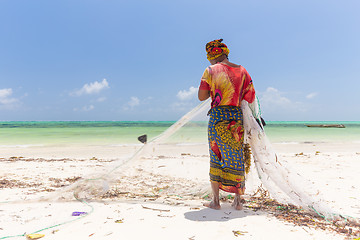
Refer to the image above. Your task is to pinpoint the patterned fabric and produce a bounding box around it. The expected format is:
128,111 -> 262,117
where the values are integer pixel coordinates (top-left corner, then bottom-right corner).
199,63 -> 255,108
206,39 -> 230,60
208,106 -> 249,194
200,61 -> 255,195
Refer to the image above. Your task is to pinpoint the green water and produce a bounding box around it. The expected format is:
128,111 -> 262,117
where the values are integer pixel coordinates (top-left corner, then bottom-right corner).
0,121 -> 359,147
0,121 -> 173,146
264,121 -> 360,143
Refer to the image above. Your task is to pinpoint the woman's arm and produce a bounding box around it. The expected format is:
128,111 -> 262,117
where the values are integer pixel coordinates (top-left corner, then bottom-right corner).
198,89 -> 210,101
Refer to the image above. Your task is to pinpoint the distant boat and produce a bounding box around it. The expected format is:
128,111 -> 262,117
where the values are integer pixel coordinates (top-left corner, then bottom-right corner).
305,124 -> 345,128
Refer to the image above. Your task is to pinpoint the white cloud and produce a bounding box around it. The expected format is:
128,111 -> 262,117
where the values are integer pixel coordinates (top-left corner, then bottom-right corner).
260,87 -> 291,106
123,96 -> 140,110
96,97 -> 107,102
73,105 -> 95,112
128,96 -> 140,107
83,105 -> 95,111
259,87 -> 306,113
0,89 -> 12,99
171,101 -> 197,112
176,86 -> 198,101
72,79 -> 109,96
306,92 -> 318,99
0,88 -> 20,109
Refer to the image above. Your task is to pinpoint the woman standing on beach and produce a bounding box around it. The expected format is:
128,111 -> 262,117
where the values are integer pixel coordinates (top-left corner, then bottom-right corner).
198,39 -> 255,210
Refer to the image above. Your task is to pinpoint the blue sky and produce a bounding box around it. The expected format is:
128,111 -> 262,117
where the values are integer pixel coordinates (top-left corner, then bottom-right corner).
1,0 -> 359,121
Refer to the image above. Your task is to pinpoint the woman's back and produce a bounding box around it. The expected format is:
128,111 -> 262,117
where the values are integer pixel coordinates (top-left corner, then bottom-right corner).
199,62 -> 255,108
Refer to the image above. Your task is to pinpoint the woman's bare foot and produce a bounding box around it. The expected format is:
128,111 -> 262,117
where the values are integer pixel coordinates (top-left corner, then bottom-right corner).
203,201 -> 221,210
232,195 -> 243,210
204,182 -> 221,210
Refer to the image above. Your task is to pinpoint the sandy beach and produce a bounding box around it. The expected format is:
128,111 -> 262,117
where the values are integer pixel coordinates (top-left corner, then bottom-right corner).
2,0 -> 360,239
1,141 -> 360,240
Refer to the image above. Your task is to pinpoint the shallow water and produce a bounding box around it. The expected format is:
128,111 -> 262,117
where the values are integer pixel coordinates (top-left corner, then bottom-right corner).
264,121 -> 360,143
0,121 -> 359,148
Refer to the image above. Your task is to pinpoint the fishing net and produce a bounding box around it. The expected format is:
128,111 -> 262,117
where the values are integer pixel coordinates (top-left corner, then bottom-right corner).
242,99 -> 336,218
2,96 -> 359,239
50,99 -> 213,202
62,99 -> 260,203
41,97 -> 354,224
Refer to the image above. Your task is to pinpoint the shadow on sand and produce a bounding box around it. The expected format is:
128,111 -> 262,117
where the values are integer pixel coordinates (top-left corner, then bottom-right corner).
184,203 -> 265,222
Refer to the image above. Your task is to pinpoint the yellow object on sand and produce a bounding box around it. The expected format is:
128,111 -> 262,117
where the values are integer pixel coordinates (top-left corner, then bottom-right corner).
26,234 -> 45,239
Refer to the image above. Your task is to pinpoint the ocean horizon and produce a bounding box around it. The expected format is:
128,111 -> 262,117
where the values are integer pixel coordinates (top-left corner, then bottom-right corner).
1,121 -> 360,147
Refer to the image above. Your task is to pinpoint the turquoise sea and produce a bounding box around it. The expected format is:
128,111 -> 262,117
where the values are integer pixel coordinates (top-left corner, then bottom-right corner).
0,121 -> 360,147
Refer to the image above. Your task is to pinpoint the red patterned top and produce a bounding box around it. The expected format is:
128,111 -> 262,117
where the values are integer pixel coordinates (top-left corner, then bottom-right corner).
199,63 -> 255,108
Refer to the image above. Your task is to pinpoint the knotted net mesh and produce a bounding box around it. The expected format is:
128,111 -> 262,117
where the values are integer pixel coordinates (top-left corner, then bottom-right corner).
37,97 -> 353,224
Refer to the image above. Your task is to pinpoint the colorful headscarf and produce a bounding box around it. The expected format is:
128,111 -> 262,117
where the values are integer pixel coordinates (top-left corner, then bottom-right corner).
206,39 -> 230,60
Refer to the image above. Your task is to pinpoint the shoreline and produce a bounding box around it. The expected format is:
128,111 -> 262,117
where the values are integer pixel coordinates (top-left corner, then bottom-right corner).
1,140 -> 360,159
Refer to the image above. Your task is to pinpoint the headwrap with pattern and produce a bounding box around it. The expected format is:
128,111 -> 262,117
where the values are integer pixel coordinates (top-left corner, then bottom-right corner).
206,39 -> 230,60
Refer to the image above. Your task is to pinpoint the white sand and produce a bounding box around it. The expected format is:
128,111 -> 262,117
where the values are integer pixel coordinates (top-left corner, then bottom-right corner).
1,142 -> 359,239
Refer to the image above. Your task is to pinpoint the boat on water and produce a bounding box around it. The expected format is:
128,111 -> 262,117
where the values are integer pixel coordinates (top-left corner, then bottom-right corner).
305,124 -> 345,128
